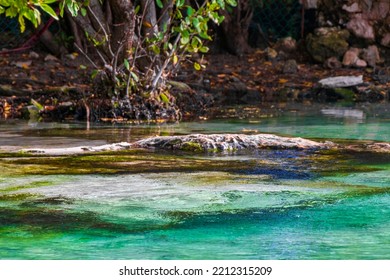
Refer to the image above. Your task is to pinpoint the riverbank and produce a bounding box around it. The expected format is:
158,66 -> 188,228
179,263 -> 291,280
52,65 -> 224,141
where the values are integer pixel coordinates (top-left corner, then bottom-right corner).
1,48 -> 389,122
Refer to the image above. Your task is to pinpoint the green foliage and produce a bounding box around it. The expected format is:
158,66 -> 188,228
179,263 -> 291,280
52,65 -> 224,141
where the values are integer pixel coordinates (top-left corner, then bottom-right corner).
59,0 -> 88,17
0,0 -> 61,32
165,0 -> 230,71
0,0 -> 91,32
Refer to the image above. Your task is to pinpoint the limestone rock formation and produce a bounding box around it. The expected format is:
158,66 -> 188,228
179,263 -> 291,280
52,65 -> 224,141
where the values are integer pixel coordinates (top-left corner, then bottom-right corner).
134,134 -> 334,152
19,134 -> 390,155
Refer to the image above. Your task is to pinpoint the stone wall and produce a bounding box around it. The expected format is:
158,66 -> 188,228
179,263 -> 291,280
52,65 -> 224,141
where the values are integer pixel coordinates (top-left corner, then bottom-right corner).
303,0 -> 390,66
316,0 -> 390,46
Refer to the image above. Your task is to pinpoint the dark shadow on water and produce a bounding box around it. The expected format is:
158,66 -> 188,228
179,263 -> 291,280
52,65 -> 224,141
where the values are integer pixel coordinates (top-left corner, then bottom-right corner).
239,166 -> 313,180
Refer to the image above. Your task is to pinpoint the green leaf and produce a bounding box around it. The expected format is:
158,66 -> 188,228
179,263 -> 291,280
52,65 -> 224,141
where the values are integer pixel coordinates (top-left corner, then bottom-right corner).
67,2 -> 79,17
18,14 -> 26,32
194,62 -> 201,71
160,93 -> 170,104
150,44 -> 160,55
134,5 -> 140,14
167,80 -> 192,91
59,2 -> 65,17
44,0 -> 60,4
80,7 -> 87,17
187,6 -> 194,16
33,8 -> 41,25
216,0 -> 225,9
130,71 -> 139,82
91,69 -> 99,79
24,9 -> 39,28
199,32 -> 212,40
176,0 -> 185,8
199,46 -> 209,53
180,36 -> 189,45
191,37 -> 201,49
176,9 -> 182,19
40,4 -> 59,20
31,99 -> 44,111
217,15 -> 225,24
172,54 -> 178,65
6,6 -> 18,17
192,17 -> 200,32
180,29 -> 190,45
225,0 -> 237,7
124,59 -> 130,71
156,0 -> 163,9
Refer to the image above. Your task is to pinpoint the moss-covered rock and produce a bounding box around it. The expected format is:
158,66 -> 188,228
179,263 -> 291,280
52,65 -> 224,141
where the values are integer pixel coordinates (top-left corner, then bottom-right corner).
306,28 -> 350,63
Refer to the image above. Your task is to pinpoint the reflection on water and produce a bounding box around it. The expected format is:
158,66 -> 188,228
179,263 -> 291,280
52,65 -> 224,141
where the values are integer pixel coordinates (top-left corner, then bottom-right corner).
320,108 -> 365,122
0,103 -> 389,259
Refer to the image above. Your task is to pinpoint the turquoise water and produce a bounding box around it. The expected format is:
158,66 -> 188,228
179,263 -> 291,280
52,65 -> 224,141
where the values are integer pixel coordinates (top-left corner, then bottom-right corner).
0,105 -> 389,259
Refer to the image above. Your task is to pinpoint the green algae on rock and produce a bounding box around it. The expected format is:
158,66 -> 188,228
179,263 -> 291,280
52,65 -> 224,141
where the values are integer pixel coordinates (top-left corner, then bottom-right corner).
15,134 -> 334,155
133,134 -> 335,152
13,133 -> 390,156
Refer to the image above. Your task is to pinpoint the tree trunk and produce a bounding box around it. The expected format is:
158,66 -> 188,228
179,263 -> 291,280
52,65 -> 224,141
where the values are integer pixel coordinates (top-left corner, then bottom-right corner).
221,0 -> 253,55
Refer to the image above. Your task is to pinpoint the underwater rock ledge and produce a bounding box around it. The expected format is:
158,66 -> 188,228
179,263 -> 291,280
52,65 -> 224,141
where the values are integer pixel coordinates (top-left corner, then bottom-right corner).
20,133 -> 335,155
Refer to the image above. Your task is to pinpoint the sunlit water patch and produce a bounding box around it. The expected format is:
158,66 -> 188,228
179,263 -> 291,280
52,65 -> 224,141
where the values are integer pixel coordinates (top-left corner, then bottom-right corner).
1,104 -> 390,259
0,168 -> 389,259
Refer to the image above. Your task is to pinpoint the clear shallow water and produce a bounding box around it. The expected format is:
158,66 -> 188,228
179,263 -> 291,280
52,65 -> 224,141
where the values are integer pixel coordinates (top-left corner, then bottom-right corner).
0,104 -> 389,259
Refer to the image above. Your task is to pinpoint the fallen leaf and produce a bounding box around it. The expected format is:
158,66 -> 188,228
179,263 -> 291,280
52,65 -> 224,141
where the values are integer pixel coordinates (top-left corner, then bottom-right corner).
44,54 -> 58,62
143,21 -> 152,28
279,78 -> 288,84
15,60 -> 32,69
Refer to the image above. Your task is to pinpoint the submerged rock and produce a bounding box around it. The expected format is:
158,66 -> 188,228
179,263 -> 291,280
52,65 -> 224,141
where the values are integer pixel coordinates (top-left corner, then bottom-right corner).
18,134 -> 390,155
20,134 -> 333,154
21,142 -> 132,155
133,134 -> 333,152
